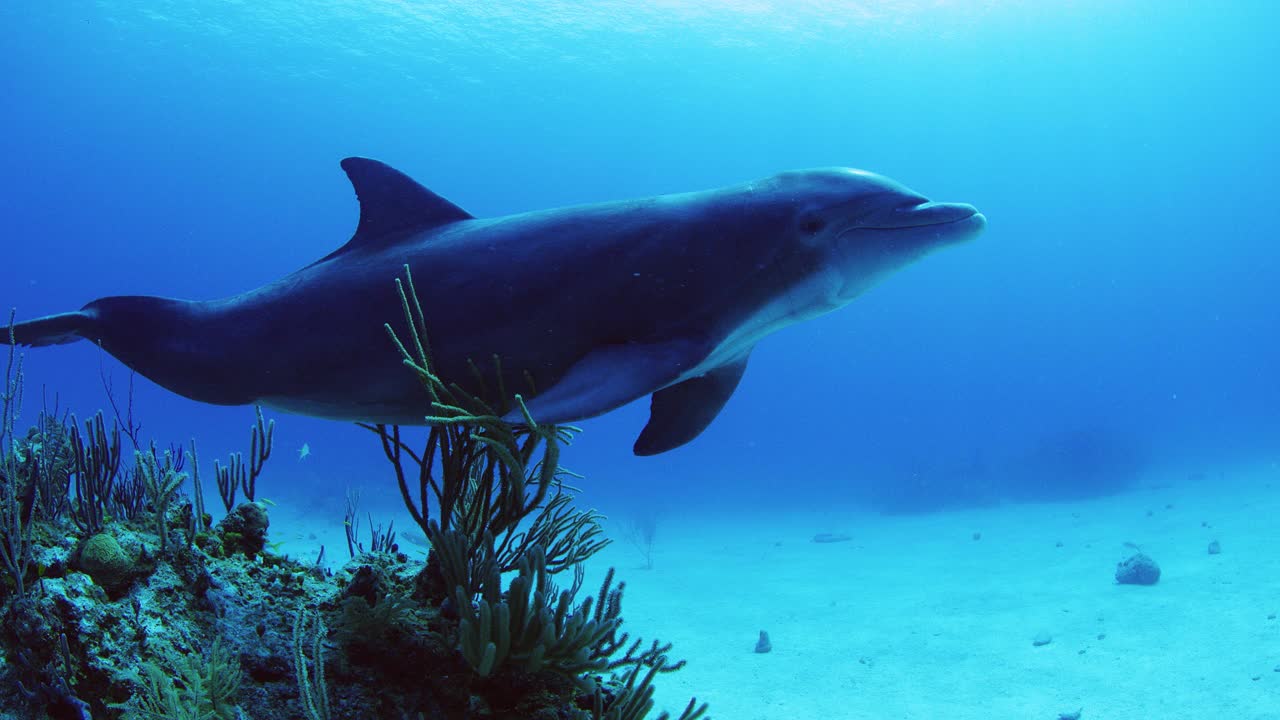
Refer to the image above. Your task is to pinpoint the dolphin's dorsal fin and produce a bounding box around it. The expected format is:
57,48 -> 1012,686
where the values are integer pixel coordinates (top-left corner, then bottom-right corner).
325,157 -> 473,260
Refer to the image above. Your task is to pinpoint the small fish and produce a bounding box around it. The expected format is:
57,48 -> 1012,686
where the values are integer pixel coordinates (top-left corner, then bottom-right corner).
298,442 -> 310,460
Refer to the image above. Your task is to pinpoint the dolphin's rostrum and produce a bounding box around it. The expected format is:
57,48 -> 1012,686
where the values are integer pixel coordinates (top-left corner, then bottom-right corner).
3,158 -> 985,455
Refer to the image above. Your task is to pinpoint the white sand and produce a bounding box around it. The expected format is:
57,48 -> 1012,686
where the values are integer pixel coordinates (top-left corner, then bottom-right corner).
600,461 -> 1280,720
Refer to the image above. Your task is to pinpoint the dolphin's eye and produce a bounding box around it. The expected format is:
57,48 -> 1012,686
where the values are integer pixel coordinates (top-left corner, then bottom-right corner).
799,217 -> 826,235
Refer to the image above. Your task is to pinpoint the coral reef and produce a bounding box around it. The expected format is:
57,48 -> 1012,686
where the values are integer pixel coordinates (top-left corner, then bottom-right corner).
213,502 -> 270,558
74,533 -> 141,597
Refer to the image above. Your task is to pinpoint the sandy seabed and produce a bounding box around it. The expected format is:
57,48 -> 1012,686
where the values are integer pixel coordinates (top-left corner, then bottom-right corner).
610,461 -> 1280,720
271,459 -> 1280,720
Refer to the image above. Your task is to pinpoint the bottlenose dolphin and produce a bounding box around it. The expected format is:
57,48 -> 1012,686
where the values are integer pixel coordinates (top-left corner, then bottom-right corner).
3,158 -> 985,455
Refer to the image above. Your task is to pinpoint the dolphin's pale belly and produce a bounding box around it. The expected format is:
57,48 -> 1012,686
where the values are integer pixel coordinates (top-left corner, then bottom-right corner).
676,268 -> 844,386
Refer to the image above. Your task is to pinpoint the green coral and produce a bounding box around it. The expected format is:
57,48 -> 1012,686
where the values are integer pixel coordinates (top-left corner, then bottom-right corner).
367,265 -> 610,602
333,593 -> 414,647
293,606 -> 330,720
136,448 -> 186,553
378,266 -> 706,718
589,663 -> 710,720
118,638 -> 242,720
457,546 -> 622,679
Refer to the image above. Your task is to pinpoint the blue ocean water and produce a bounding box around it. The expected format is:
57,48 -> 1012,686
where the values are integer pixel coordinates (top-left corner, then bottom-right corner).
0,2 -> 1277,714
4,1 -> 1275,512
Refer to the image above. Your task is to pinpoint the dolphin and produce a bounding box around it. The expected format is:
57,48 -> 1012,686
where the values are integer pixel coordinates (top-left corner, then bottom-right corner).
3,158 -> 985,455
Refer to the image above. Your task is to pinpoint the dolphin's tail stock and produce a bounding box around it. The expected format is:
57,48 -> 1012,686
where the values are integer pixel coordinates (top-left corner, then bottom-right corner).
1,310 -> 95,347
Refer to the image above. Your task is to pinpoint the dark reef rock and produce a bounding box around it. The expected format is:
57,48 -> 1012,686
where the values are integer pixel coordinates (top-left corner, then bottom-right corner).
754,630 -> 772,653
215,501 -> 270,556
1115,553 -> 1160,585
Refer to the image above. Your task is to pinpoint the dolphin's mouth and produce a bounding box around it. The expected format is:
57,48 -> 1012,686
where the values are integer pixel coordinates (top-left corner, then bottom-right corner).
861,201 -> 980,230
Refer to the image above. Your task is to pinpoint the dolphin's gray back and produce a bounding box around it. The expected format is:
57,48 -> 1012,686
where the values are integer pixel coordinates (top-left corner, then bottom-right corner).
0,157 -> 984,453
233,186 -> 792,422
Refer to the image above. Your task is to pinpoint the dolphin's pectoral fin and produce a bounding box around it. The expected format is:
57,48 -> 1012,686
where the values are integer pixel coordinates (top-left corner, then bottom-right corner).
505,339 -> 707,426
3,310 -> 94,347
633,350 -> 751,456
315,158 -> 475,265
